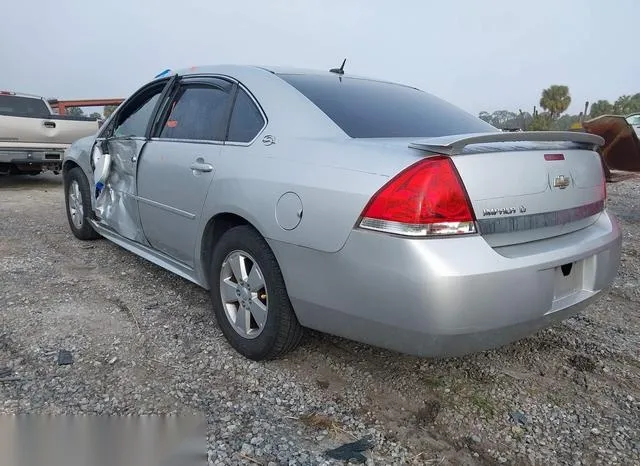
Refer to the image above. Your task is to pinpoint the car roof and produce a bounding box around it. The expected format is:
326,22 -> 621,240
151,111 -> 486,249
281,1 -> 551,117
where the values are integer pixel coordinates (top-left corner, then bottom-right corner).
171,64 -> 418,90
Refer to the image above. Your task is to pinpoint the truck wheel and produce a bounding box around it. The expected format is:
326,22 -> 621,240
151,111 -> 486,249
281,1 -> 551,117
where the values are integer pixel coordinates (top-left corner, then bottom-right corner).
209,225 -> 304,361
64,167 -> 100,241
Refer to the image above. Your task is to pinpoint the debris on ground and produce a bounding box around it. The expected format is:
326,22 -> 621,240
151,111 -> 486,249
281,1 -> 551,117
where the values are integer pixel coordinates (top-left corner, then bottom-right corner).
324,435 -> 376,463
57,349 -> 73,365
509,411 -> 528,426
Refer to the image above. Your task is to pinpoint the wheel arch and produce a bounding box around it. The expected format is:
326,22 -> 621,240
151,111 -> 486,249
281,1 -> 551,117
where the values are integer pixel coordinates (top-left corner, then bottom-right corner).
200,212 -> 258,286
62,159 -> 80,176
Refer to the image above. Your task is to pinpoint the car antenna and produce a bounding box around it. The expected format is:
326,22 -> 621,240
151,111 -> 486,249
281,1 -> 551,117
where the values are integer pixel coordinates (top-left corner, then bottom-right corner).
329,58 -> 347,75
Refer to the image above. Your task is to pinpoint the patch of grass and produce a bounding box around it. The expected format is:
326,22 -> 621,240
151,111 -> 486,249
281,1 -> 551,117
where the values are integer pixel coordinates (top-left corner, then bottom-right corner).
421,375 -> 445,388
511,425 -> 525,441
299,412 -> 335,430
469,394 -> 496,416
298,412 -> 354,440
546,392 -> 565,406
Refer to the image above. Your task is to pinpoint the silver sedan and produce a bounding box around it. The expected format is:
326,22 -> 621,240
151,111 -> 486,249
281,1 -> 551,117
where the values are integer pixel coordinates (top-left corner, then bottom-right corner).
62,64 -> 622,360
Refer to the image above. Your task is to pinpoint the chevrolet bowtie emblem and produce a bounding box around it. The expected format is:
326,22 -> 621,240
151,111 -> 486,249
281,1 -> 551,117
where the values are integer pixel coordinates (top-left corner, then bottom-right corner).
553,175 -> 571,189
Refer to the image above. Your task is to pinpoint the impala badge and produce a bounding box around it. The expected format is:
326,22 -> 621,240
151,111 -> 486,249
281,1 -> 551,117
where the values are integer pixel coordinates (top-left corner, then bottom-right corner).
262,135 -> 276,146
482,205 -> 527,217
553,175 -> 571,189
483,206 -> 516,216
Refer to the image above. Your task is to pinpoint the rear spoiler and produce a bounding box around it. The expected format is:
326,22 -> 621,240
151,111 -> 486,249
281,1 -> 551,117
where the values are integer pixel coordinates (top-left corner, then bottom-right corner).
409,131 -> 605,156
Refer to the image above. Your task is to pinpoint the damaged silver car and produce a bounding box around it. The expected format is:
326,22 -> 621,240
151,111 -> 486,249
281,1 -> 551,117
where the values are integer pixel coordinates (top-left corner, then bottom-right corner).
63,64 -> 621,361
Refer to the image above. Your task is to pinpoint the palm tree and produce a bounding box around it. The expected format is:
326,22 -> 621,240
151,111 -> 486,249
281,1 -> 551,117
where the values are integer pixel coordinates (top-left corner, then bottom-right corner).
539,85 -> 571,120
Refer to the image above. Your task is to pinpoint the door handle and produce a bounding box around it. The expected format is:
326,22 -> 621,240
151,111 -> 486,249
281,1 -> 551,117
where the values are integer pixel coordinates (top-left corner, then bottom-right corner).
190,161 -> 213,173
43,121 -> 56,129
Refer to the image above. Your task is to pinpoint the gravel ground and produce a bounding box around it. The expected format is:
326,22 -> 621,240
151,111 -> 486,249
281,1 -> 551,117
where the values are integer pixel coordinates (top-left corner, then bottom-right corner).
1,171 -> 638,465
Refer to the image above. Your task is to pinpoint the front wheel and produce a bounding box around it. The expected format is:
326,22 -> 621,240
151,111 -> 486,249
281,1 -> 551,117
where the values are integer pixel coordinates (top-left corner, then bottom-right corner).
209,225 -> 303,360
64,167 -> 100,241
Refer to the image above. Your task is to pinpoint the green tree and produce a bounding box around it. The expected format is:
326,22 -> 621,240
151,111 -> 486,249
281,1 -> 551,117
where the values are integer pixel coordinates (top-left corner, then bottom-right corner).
104,105 -> 118,118
528,106 -> 551,131
539,85 -> 571,120
478,111 -> 492,123
613,93 -> 640,115
529,115 -> 551,131
491,110 -> 518,128
89,112 -> 102,120
589,100 -> 614,118
552,114 -> 581,130
66,107 -> 85,117
479,110 -> 533,130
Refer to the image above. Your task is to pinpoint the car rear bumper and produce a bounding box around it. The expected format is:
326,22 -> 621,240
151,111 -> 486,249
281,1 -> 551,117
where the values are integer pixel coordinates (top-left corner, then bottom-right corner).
271,210 -> 622,357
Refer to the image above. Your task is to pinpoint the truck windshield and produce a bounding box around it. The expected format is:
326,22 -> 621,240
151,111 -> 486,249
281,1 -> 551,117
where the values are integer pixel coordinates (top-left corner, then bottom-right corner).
0,96 -> 50,118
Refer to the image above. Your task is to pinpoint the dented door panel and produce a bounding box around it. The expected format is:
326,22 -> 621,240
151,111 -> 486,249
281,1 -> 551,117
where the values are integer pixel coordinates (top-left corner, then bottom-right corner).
94,138 -> 148,244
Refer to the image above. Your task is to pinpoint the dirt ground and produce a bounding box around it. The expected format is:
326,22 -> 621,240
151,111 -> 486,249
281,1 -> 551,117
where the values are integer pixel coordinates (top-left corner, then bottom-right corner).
1,172 -> 638,465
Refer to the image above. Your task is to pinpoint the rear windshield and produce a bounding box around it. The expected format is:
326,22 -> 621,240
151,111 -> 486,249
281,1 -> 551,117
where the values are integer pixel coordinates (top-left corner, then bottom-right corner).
278,74 -> 497,138
0,95 -> 50,118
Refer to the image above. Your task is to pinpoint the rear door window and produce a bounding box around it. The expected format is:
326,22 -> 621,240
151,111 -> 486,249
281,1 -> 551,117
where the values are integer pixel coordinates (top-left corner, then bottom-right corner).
277,74 -> 497,138
226,88 -> 265,143
159,81 -> 234,142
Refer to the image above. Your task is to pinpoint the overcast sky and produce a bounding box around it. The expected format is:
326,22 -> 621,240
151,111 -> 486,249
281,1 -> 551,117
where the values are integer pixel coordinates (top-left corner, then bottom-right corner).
1,0 -> 638,116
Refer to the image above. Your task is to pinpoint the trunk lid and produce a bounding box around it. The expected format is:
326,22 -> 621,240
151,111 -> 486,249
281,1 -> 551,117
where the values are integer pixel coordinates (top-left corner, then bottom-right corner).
409,131 -> 607,247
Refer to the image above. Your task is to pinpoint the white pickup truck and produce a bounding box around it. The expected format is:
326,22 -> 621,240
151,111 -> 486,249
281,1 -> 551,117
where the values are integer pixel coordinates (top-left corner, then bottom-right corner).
0,91 -> 101,175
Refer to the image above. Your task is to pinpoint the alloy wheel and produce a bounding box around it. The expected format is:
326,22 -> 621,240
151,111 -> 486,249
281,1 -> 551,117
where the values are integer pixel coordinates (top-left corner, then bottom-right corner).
219,250 -> 268,339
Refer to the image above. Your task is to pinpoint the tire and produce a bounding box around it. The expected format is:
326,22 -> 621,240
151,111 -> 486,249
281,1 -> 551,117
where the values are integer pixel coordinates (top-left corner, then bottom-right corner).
209,225 -> 303,360
64,166 -> 101,241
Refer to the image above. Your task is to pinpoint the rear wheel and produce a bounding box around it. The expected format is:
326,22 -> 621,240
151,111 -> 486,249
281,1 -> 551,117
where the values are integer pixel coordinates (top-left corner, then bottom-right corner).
209,225 -> 303,360
64,167 -> 100,241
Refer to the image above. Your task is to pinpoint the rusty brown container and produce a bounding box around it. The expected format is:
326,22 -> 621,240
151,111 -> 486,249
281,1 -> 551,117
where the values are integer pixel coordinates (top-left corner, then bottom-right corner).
582,115 -> 640,172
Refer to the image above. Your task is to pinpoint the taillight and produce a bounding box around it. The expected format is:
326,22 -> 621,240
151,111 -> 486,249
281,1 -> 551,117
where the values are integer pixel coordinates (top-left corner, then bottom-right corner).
358,156 -> 477,237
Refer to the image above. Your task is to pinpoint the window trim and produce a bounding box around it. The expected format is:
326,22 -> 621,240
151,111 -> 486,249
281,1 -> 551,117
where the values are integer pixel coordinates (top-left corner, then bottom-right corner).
223,82 -> 268,147
149,76 -> 236,145
97,75 -> 175,141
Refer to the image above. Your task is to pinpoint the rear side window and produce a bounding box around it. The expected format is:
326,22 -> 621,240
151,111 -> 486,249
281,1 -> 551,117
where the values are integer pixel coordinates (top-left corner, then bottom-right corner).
159,85 -> 232,141
227,89 -> 265,143
0,96 -> 50,118
277,74 -> 497,138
